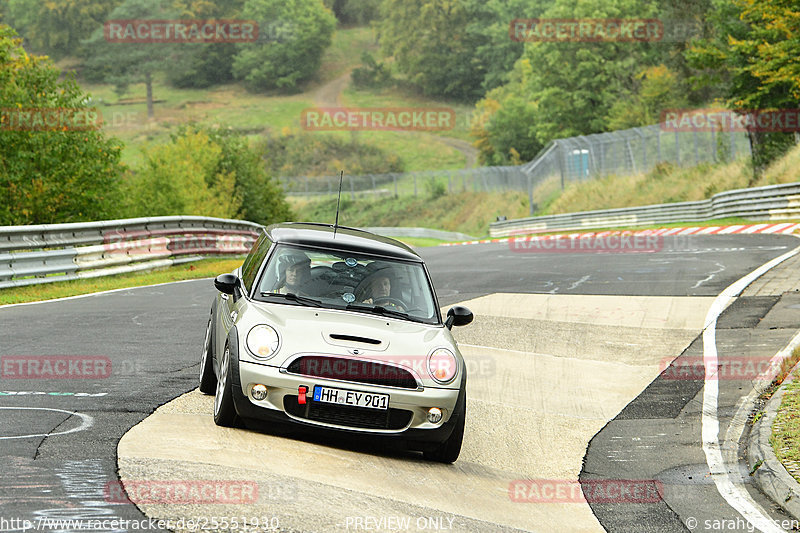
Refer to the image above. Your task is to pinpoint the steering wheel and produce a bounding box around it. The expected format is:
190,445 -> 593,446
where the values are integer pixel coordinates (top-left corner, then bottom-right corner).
372,297 -> 407,312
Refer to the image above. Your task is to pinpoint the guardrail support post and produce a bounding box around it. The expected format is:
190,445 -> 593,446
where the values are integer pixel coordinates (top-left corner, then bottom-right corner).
528,174 -> 535,215
711,125 -> 717,162
657,130 -> 662,162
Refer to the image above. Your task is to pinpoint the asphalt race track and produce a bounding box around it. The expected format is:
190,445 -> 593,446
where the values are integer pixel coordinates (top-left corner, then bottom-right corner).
1,234 -> 799,532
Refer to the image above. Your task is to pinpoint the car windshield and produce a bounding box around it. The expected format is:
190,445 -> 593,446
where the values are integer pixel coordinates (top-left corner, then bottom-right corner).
255,244 -> 439,325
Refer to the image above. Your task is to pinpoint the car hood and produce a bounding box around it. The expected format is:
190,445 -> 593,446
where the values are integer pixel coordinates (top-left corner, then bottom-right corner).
237,300 -> 458,370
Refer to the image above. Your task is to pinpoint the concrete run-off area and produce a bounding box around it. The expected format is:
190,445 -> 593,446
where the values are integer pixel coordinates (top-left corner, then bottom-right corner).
117,293 -> 714,532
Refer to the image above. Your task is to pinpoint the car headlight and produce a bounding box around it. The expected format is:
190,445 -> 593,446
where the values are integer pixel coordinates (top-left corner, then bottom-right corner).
428,348 -> 457,384
246,325 -> 280,359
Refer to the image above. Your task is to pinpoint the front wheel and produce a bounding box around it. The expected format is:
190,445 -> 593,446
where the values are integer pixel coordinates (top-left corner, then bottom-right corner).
423,407 -> 465,463
199,317 -> 216,394
213,343 -> 238,427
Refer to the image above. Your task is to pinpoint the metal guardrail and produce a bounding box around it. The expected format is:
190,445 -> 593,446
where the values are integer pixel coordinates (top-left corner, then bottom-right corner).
0,217 -> 480,290
489,182 -> 800,237
361,227 -> 475,242
0,216 -> 263,289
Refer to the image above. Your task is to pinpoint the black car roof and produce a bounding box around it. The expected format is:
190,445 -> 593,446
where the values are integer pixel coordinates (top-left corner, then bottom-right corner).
264,223 -> 423,262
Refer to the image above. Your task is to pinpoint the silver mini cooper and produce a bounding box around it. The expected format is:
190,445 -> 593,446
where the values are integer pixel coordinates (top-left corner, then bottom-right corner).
199,223 -> 473,463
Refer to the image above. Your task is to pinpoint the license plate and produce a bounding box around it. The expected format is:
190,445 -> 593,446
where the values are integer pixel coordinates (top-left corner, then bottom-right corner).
312,385 -> 388,410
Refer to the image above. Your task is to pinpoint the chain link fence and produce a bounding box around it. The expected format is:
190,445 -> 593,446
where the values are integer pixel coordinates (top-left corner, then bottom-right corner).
278,166 -> 530,198
278,123 -> 753,213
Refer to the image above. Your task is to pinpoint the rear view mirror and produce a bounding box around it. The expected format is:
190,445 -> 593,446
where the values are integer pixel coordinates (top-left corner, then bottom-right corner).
214,273 -> 239,295
445,306 -> 473,329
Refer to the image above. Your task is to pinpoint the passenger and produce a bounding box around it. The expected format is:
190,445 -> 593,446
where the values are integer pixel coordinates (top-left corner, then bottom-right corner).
275,252 -> 311,295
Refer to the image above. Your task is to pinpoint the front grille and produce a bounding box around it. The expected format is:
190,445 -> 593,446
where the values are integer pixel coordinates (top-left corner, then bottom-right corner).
284,396 -> 413,430
286,356 -> 418,389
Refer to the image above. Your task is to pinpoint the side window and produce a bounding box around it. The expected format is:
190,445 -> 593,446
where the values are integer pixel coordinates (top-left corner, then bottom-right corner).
241,233 -> 272,292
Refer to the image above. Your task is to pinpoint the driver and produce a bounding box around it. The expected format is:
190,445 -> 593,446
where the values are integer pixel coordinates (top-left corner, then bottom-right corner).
359,269 -> 406,312
362,274 -> 392,304
275,252 -> 311,295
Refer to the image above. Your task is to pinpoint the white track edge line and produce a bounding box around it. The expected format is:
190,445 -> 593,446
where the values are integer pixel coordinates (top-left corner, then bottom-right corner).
0,277 -> 214,310
701,238 -> 800,532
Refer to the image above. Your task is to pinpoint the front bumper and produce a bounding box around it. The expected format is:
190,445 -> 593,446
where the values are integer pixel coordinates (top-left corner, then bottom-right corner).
237,359 -> 459,432
225,329 -> 464,446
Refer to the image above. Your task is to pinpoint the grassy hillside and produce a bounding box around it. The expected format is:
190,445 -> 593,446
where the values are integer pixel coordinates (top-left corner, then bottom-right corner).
74,27 -> 470,171
539,143 -> 800,215
291,191 -> 529,237
293,143 -> 800,237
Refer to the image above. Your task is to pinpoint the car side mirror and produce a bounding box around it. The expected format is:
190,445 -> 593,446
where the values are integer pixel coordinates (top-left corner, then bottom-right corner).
214,273 -> 239,295
445,306 -> 473,329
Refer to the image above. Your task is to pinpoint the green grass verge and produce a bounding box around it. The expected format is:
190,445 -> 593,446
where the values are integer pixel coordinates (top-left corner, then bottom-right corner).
394,237 -> 449,248
0,257 -> 244,306
770,347 -> 800,483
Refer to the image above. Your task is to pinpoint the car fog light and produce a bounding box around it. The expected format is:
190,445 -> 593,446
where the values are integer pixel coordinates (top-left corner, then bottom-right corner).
252,384 -> 268,401
427,407 -> 443,424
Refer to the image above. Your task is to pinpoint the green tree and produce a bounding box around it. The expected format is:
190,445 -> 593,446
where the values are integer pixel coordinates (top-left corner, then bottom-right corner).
323,0 -> 382,24
378,0 -> 542,102
687,0 -> 800,175
0,0 -> 123,58
82,0 -> 181,119
471,58 -> 542,165
471,0 -> 662,160
734,0 -> 800,102
122,130 -> 240,218
379,0 -> 482,101
123,126 -> 293,224
232,0 -> 336,92
525,0 -> 660,141
606,65 -> 688,130
166,0 -> 245,88
462,0 -> 540,95
0,24 -> 124,225
201,127 -> 293,225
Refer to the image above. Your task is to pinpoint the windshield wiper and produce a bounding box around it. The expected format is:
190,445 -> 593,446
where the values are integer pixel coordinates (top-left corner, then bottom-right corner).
260,292 -> 323,307
345,303 -> 425,323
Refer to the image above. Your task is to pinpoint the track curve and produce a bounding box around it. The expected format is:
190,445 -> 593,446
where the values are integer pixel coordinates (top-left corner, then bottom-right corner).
1,234 -> 798,532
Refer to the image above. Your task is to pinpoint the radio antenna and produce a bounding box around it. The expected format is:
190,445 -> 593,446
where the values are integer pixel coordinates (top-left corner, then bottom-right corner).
333,170 -> 344,237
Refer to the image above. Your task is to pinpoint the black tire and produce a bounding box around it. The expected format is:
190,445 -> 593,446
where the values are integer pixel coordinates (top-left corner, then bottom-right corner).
213,343 -> 238,427
199,316 -> 216,394
423,405 -> 465,464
